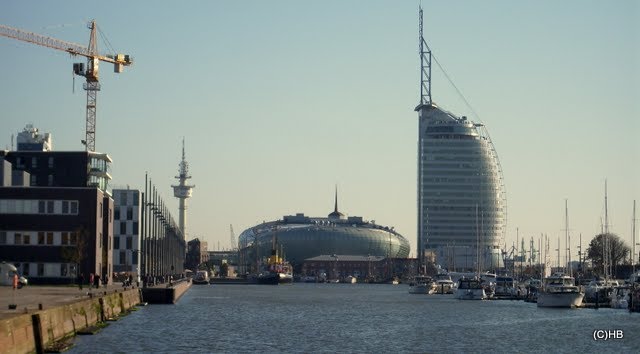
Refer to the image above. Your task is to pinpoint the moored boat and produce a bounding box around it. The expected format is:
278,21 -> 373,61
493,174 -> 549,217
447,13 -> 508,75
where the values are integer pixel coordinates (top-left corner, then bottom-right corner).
537,273 -> 584,308
433,273 -> 455,294
455,277 -> 486,300
408,275 -> 436,294
192,270 -> 210,285
610,285 -> 631,309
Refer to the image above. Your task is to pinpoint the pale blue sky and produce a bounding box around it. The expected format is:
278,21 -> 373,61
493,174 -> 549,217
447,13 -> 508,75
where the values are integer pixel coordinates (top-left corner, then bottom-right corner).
1,1 -> 638,262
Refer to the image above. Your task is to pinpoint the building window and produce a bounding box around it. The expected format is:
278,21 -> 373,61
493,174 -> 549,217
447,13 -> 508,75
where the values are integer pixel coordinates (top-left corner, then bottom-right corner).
121,193 -> 128,206
62,201 -> 69,214
30,175 -> 37,186
14,233 -> 22,245
38,200 -> 45,214
38,232 -> 45,245
120,222 -> 127,235
0,231 -> 6,244
37,263 -> 44,277
47,201 -> 54,214
48,157 -> 54,168
133,222 -> 139,235
31,157 -> 38,168
61,232 -> 69,245
114,207 -> 120,220
22,263 -> 30,276
127,207 -> 133,220
120,251 -> 126,266
23,233 -> 31,245
46,232 -> 53,245
100,202 -> 103,218
70,201 -> 78,214
70,232 -> 77,245
114,236 -> 120,250
133,193 -> 139,206
132,251 -> 138,264
126,236 -> 132,250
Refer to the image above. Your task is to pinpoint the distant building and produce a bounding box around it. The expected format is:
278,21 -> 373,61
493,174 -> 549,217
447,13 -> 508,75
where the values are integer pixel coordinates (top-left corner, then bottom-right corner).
238,192 -> 411,275
112,188 -> 142,278
414,8 -> 506,271
186,238 -> 209,271
300,255 -> 418,282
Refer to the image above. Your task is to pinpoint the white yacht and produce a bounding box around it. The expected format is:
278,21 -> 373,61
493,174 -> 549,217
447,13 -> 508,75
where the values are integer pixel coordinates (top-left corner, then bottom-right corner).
584,279 -> 619,303
610,285 -> 631,309
537,273 -> 584,308
455,277 -> 487,300
408,275 -> 436,294
433,273 -> 455,294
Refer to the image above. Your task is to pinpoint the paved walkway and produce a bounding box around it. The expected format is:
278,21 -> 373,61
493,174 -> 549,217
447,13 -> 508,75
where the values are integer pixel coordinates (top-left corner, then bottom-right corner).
0,284 -> 143,320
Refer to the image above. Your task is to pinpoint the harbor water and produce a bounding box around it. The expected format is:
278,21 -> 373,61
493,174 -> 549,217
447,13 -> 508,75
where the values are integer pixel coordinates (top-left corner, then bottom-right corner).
68,283 -> 640,353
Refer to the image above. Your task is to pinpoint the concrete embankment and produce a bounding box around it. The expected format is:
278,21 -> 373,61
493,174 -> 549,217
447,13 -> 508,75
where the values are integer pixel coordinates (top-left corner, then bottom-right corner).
0,281 -> 191,354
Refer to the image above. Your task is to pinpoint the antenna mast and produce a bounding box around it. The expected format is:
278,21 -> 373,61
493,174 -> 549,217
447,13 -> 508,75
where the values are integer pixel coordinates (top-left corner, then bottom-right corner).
418,6 -> 432,107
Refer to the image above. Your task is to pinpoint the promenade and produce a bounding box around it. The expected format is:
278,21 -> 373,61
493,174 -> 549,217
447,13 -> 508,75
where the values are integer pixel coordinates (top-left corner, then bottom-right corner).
0,283 -> 140,320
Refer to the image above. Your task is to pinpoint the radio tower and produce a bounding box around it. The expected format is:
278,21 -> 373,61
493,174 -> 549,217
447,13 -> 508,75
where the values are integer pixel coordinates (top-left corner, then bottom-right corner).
172,138 -> 195,239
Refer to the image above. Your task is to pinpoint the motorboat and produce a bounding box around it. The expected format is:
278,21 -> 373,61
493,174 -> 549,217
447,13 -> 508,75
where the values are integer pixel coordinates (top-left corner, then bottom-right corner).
537,273 -> 584,308
494,276 -> 518,298
455,277 -> 487,300
610,285 -> 632,309
192,270 -> 210,285
433,273 -> 455,294
408,275 -> 435,294
344,275 -> 357,284
584,279 -> 619,303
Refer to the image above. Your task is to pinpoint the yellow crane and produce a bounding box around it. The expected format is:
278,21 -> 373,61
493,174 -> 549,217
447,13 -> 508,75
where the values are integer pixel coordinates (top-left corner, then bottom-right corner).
0,20 -> 132,152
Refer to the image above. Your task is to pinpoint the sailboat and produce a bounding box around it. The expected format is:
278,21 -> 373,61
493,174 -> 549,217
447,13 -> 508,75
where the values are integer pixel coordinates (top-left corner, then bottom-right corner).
537,200 -> 584,308
455,205 -> 487,300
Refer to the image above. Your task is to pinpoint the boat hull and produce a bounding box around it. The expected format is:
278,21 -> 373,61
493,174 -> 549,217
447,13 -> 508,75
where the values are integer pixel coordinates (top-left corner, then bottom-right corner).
455,288 -> 486,300
537,292 -> 584,308
256,272 -> 293,285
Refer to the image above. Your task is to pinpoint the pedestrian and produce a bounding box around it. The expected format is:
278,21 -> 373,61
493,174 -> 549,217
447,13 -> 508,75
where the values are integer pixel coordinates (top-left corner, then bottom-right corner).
103,274 -> 108,288
78,273 -> 84,290
94,274 -> 100,289
128,274 -> 133,287
89,273 -> 94,288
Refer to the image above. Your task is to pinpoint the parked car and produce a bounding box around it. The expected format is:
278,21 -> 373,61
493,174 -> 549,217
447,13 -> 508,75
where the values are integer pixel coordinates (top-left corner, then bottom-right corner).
0,261 -> 28,288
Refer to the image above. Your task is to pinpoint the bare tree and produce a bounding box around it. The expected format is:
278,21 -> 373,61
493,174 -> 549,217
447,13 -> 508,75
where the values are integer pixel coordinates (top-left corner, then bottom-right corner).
61,226 -> 89,283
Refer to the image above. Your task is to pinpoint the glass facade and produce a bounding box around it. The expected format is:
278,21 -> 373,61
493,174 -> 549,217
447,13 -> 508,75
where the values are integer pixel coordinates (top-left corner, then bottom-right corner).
238,213 -> 410,273
417,104 -> 506,270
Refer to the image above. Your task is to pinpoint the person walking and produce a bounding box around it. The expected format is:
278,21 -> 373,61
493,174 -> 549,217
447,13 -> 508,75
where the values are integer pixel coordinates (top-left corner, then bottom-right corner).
78,273 -> 84,290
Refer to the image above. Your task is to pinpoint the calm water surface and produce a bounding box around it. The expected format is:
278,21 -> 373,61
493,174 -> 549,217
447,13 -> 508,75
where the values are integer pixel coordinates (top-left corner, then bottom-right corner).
68,283 -> 639,353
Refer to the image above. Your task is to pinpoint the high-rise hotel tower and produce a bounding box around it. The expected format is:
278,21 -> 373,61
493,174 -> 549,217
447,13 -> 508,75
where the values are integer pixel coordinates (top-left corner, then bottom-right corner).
415,8 -> 506,271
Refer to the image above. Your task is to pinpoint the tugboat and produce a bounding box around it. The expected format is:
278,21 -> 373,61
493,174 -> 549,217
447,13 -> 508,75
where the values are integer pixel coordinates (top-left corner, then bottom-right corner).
256,234 -> 293,285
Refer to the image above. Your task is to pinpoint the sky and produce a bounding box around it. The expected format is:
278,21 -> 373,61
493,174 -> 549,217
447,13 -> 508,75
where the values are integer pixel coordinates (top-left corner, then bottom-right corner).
1,1 -> 638,262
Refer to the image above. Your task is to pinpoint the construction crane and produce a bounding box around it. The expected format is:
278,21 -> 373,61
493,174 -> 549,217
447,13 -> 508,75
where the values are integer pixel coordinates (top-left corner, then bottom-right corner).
230,224 -> 237,251
0,20 -> 132,152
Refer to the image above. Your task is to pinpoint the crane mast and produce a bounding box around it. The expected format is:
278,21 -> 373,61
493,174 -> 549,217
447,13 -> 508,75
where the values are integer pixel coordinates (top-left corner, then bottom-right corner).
0,20 -> 132,152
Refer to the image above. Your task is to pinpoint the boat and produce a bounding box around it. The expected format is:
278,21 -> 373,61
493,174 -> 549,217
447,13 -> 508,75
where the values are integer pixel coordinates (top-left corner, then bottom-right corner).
192,270 -> 210,285
255,233 -> 293,285
494,276 -> 518,298
536,273 -> 584,308
344,275 -> 357,284
584,279 -> 619,303
408,275 -> 436,294
433,273 -> 455,294
610,285 -> 632,309
455,277 -> 487,300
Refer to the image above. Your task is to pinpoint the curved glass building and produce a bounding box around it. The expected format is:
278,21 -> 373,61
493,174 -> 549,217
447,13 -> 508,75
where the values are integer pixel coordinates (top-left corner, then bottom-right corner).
415,7 -> 506,271
238,198 -> 410,274
416,104 -> 506,270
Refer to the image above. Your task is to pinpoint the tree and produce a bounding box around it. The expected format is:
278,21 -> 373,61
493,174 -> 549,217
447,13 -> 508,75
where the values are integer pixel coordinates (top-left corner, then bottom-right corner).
61,226 -> 89,283
586,233 -> 629,276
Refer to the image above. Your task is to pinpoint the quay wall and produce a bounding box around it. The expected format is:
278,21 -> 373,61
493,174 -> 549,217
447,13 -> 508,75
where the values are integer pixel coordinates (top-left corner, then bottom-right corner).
0,288 -> 142,354
141,280 -> 191,304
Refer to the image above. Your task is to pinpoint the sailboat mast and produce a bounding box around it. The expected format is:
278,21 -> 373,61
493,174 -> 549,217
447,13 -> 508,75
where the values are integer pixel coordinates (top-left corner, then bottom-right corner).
633,200 -> 637,273
565,199 -> 569,276
604,180 -> 610,280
